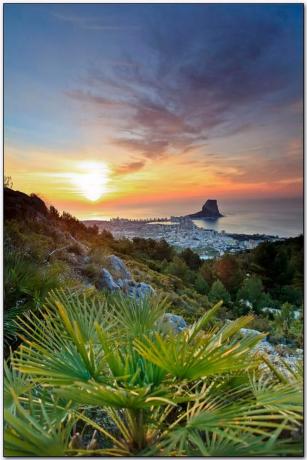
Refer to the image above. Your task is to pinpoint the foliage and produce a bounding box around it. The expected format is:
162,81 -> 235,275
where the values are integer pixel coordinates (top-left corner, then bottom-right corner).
208,280 -> 231,305
4,290 -> 303,456
274,303 -> 295,336
128,237 -> 174,262
3,249 -> 65,352
164,255 -> 194,282
194,273 -> 209,295
4,175 -> 13,188
4,187 -> 303,372
236,276 -> 264,313
252,236 -> 303,294
212,254 -> 243,294
179,248 -> 202,270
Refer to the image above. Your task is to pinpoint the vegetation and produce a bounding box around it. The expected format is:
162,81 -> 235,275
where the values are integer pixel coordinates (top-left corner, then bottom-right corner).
4,188 -> 303,455
4,187 -> 303,349
4,290 -> 303,456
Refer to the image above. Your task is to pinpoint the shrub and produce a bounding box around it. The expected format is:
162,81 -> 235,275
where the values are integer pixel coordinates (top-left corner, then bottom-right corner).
208,280 -> 231,305
194,273 -> 209,295
179,248 -> 202,270
236,276 -> 264,313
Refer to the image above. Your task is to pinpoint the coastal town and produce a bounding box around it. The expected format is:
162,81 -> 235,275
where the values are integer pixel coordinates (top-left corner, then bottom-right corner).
84,216 -> 280,259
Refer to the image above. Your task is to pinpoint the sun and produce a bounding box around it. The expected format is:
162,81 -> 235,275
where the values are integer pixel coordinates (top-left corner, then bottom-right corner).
71,161 -> 110,201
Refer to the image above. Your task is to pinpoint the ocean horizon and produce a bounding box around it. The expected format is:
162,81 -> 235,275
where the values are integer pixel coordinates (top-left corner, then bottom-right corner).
84,197 -> 303,239
191,198 -> 303,238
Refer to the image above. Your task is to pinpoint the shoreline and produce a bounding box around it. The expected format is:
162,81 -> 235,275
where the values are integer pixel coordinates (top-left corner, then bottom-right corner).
83,218 -> 291,241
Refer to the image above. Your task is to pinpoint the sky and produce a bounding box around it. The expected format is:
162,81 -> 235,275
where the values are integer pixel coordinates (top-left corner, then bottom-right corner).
4,4 -> 303,219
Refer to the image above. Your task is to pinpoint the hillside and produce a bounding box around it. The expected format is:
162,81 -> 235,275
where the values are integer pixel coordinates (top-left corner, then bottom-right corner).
4,186 -> 303,353
3,187 -> 304,456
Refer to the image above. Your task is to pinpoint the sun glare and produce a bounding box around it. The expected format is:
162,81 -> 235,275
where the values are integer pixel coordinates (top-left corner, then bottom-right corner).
71,162 -> 110,201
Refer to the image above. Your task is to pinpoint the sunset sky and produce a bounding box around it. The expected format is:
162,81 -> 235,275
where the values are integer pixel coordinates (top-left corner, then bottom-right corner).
4,4 -> 303,219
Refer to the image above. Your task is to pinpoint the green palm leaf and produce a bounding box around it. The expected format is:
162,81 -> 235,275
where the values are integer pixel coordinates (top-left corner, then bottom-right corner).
4,392 -> 74,457
134,315 -> 264,379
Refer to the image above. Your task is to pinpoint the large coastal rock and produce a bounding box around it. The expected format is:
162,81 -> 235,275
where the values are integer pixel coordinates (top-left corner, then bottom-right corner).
97,255 -> 154,300
188,199 -> 223,219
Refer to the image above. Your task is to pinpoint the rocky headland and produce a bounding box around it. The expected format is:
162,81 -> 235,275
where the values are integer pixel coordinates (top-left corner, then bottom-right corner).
187,199 -> 224,219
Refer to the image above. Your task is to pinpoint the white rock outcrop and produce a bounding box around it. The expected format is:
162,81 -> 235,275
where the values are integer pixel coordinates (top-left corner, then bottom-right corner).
97,255 -> 154,300
106,255 -> 132,280
158,313 -> 188,334
97,268 -> 121,292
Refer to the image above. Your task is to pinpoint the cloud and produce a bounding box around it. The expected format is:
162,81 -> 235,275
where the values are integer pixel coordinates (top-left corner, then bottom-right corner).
114,138 -> 169,159
113,160 -> 146,175
65,90 -> 123,108
66,5 -> 302,169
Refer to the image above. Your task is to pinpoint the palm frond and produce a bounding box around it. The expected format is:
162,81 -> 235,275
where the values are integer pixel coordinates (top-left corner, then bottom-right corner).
111,292 -> 169,337
134,313 -> 264,380
6,289 -> 303,456
4,391 -> 74,457
4,359 -> 33,414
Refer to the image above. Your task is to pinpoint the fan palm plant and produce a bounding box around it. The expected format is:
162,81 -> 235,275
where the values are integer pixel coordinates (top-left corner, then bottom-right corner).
4,250 -> 62,352
5,289 -> 303,456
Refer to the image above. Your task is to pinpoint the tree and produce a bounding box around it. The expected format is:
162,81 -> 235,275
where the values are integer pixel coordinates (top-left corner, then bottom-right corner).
4,176 -> 13,189
237,276 -> 264,312
166,256 -> 192,282
278,285 -> 303,306
198,262 -> 214,285
213,254 -> 243,294
131,238 -> 174,262
274,302 -> 295,337
208,280 -> 230,305
180,248 -> 202,270
88,224 -> 99,235
252,242 -> 277,286
49,205 -> 60,220
194,273 -> 209,295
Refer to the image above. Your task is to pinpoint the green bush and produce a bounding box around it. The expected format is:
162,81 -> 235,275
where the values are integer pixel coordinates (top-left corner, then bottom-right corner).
208,280 -> 231,305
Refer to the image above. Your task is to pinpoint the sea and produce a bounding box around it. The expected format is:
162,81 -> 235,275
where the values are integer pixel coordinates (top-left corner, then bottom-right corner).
88,197 -> 303,239
190,198 -> 303,238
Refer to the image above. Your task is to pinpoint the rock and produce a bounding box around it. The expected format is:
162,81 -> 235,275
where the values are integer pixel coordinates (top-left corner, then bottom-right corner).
136,282 -> 155,298
96,255 -> 154,299
187,199 -> 223,219
159,313 -> 187,333
128,282 -> 155,299
116,279 -> 124,288
106,255 -> 132,280
239,299 -> 253,310
254,340 -> 276,355
240,327 -> 263,338
293,310 -> 301,320
97,268 -> 120,292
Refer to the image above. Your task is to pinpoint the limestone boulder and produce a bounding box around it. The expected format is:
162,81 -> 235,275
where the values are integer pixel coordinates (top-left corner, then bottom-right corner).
97,255 -> 154,299
97,268 -> 120,292
105,255 -> 132,280
159,313 -> 187,333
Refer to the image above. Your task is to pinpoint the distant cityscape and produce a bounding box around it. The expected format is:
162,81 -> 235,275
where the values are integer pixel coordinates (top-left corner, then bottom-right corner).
84,216 -> 280,259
